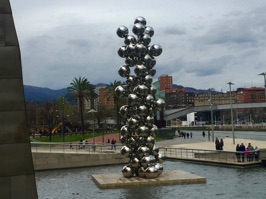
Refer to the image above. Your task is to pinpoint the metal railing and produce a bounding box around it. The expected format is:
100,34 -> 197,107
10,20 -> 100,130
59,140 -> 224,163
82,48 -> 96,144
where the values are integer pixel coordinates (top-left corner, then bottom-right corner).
31,142 -> 122,154
160,147 -> 261,164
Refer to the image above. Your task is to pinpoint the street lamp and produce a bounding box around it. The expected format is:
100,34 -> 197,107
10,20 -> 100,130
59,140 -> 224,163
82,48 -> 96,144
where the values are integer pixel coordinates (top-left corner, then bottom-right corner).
208,88 -> 214,142
258,72 -> 266,101
227,82 -> 235,145
87,109 -> 97,145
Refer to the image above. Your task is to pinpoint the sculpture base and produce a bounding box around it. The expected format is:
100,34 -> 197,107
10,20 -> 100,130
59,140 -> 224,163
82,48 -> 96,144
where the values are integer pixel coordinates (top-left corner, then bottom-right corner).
92,170 -> 206,189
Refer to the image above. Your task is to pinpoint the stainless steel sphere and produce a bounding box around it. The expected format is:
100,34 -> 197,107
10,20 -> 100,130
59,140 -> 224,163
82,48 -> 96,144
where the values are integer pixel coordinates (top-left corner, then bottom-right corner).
144,75 -> 153,85
127,117 -> 139,129
122,165 -> 134,178
134,65 -> 148,76
146,136 -> 155,148
126,44 -> 136,56
145,166 -> 159,178
120,125 -> 130,137
135,43 -> 147,56
115,85 -> 126,97
145,26 -> 154,37
124,35 -> 136,45
134,16 -> 146,25
148,67 -> 156,77
117,46 -> 127,58
154,163 -> 163,175
141,33 -> 151,46
143,54 -> 156,69
136,125 -> 149,136
138,167 -> 146,178
125,57 -> 137,67
119,105 -> 128,118
118,65 -> 130,77
145,94 -> 154,106
127,93 -> 139,106
137,146 -> 149,156
132,23 -> 145,36
117,26 -> 129,38
120,146 -> 131,157
131,157 -> 140,168
137,105 -> 148,117
155,98 -> 165,110
149,44 -> 162,57
145,115 -> 154,127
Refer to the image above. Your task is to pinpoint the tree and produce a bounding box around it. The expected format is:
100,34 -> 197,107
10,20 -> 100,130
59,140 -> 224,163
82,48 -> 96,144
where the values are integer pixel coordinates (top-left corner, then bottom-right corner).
67,77 -> 97,137
107,80 -> 124,131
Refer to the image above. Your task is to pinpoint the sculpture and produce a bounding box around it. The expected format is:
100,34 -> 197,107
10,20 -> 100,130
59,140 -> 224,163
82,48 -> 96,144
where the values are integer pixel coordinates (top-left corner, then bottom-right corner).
116,17 -> 165,178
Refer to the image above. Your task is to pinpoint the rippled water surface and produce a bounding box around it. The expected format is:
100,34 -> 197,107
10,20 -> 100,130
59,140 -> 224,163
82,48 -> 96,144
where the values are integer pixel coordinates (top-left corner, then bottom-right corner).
36,161 -> 266,199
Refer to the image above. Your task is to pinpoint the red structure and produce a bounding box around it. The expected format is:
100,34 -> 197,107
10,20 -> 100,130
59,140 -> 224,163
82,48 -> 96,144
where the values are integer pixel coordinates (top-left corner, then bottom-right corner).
158,74 -> 173,92
236,87 -> 265,103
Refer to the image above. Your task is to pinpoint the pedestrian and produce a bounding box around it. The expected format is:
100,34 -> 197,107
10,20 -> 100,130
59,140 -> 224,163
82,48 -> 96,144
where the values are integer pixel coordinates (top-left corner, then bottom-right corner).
186,132 -> 189,139
220,139 -> 224,150
82,139 -> 86,149
254,146 -> 260,161
190,132 -> 193,139
202,131 -> 205,138
235,144 -> 241,162
114,140 -> 117,150
239,143 -> 246,162
246,147 -> 250,162
215,137 -> 219,150
248,143 -> 254,161
70,142 -> 73,149
111,139 -> 115,150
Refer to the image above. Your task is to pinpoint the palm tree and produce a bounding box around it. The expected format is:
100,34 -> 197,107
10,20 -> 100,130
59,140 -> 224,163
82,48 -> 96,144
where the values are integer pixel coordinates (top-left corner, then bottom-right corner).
67,77 -> 97,137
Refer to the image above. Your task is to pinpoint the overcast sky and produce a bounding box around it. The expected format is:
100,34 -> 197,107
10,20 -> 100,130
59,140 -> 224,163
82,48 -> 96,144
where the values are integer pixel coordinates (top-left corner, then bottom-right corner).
10,0 -> 266,92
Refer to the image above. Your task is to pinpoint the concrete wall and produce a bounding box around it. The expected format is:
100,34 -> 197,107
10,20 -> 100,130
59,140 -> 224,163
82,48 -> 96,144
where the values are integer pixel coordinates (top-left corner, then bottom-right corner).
32,152 -> 129,171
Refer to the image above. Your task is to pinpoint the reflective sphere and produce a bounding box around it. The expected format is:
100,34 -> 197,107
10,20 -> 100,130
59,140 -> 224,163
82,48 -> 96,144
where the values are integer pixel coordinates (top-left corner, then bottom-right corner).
145,166 -> 159,178
141,33 -> 151,46
124,35 -> 136,45
127,93 -> 139,106
120,125 -> 130,137
115,85 -> 126,97
149,44 -> 162,57
150,124 -> 158,134
145,94 -> 154,106
138,167 -> 146,178
137,146 -> 149,156
118,46 -> 127,58
144,75 -> 153,85
145,26 -> 154,37
150,85 -> 157,96
126,75 -> 136,86
135,43 -> 147,56
122,165 -> 134,178
146,136 -> 155,148
125,57 -> 137,67
137,125 -> 149,136
117,26 -> 129,38
132,23 -> 145,36
134,16 -> 146,25
118,65 -> 130,78
157,153 -> 166,163
143,54 -> 156,69
126,44 -> 136,56
134,65 -> 148,76
156,98 -> 165,110
137,105 -> 148,117
145,115 -> 154,127
140,156 -> 150,168
131,157 -> 140,168
152,145 -> 159,156
119,105 -> 128,118
127,117 -> 139,129
154,163 -> 163,175
120,146 -> 131,157
148,68 -> 156,77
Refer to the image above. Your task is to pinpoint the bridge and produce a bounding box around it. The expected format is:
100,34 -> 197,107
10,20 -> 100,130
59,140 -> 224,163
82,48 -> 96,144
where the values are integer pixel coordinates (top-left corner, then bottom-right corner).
164,102 -> 266,121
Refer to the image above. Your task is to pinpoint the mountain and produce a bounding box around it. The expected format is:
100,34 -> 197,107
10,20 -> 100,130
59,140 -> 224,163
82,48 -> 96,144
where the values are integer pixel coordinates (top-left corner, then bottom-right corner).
24,83 -> 212,102
173,84 -> 208,93
24,85 -> 68,102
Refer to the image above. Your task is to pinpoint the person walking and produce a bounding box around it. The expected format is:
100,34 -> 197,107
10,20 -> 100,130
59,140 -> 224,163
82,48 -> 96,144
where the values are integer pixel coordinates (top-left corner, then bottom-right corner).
220,139 -> 224,150
239,143 -> 246,162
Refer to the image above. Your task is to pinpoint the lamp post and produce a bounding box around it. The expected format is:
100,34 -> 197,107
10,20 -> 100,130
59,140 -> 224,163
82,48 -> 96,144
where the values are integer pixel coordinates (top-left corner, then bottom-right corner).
227,82 -> 235,145
258,72 -> 266,101
87,109 -> 97,145
208,88 -> 214,142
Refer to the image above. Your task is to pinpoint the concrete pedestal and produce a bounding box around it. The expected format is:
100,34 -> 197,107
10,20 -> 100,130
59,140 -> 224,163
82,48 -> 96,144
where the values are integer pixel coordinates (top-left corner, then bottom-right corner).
92,170 -> 206,189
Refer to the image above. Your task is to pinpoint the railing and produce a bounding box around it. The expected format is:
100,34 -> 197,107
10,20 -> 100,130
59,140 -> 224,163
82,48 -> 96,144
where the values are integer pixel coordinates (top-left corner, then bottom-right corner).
31,142 -> 122,154
160,147 -> 261,164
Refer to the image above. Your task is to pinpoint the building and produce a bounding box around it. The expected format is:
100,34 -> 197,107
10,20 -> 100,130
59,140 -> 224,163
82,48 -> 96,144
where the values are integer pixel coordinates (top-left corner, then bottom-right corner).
236,87 -> 265,103
165,90 -> 194,109
158,74 -> 173,93
194,92 -> 236,106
